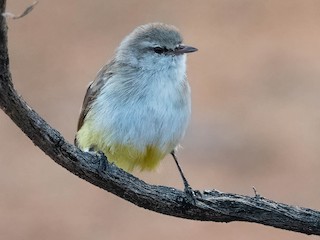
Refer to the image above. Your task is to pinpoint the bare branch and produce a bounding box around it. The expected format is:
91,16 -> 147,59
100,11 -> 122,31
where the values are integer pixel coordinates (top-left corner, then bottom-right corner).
0,1 -> 319,236
2,1 -> 38,20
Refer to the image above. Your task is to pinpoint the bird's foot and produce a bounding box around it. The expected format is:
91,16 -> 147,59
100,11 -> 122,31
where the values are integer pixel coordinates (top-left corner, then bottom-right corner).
184,184 -> 196,204
87,148 -> 107,174
95,151 -> 107,173
183,183 -> 203,205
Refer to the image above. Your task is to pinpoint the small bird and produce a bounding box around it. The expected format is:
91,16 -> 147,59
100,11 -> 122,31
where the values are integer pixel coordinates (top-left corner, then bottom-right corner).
75,23 -> 197,189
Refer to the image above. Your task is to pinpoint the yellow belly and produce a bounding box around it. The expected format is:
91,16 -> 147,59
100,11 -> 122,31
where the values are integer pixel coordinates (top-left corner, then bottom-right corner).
76,121 -> 167,172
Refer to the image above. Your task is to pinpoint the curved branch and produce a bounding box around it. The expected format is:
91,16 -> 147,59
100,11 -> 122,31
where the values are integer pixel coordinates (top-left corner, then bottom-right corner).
0,1 -> 319,236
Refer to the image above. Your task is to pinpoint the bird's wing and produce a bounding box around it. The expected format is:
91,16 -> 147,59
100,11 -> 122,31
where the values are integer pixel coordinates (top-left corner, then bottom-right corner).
76,59 -> 115,133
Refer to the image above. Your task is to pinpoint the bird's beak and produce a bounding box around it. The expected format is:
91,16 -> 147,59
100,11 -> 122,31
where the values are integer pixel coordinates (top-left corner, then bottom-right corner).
174,45 -> 198,55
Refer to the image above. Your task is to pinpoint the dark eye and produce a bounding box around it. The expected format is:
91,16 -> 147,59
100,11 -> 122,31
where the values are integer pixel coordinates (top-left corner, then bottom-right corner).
175,45 -> 184,51
153,47 -> 164,54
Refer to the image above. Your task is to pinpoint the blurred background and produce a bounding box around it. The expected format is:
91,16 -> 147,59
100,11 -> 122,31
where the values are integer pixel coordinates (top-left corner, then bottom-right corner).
1,0 -> 320,239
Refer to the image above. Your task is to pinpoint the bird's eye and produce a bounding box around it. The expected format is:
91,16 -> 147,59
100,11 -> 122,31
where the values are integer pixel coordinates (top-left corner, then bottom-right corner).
175,45 -> 184,51
153,47 -> 164,54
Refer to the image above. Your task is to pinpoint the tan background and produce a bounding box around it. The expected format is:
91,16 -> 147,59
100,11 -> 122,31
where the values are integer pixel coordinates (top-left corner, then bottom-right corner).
1,1 -> 320,239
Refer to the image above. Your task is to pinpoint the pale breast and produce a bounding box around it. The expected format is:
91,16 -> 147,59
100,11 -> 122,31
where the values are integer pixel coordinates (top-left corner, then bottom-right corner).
91,60 -> 191,154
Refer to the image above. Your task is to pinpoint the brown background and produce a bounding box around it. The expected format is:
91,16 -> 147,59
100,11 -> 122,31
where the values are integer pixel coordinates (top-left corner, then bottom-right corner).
1,1 -> 320,239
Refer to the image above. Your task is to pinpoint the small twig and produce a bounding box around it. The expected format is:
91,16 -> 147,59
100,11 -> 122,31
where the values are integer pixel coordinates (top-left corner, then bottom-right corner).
252,186 -> 261,198
2,1 -> 38,20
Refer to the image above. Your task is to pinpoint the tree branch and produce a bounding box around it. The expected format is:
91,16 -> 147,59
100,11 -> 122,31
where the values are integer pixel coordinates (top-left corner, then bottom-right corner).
0,1 -> 319,236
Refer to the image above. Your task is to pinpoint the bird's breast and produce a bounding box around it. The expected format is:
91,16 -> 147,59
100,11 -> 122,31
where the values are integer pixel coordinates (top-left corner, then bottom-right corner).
92,68 -> 191,153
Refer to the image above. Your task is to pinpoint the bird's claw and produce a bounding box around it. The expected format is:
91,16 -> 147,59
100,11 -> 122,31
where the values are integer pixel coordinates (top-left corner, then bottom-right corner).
96,151 -> 107,173
87,150 -> 107,174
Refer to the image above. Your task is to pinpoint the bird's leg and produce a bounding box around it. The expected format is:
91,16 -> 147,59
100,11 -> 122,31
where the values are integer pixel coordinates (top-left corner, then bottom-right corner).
171,151 -> 195,201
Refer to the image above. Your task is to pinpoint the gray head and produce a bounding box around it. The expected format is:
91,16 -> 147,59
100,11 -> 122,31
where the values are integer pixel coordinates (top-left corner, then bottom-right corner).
115,23 -> 197,70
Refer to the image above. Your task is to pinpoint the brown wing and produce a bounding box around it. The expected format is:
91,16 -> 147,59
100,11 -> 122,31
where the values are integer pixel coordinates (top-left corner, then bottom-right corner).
76,80 -> 96,131
75,60 -> 115,144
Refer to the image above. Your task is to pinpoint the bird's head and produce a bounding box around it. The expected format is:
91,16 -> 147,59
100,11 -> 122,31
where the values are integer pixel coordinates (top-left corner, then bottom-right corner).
115,23 -> 197,71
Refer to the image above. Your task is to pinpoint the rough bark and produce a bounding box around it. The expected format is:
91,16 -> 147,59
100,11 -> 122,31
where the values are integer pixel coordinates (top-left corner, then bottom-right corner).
0,0 -> 319,236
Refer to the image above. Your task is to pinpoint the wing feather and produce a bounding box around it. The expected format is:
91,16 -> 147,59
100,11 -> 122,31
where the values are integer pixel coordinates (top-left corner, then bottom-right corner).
75,59 -> 116,144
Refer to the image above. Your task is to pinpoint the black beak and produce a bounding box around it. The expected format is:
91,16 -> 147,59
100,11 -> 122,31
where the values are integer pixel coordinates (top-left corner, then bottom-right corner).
174,45 -> 198,55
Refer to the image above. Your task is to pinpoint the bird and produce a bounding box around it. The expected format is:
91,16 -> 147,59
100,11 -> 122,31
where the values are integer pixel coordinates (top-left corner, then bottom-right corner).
75,22 -> 197,190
